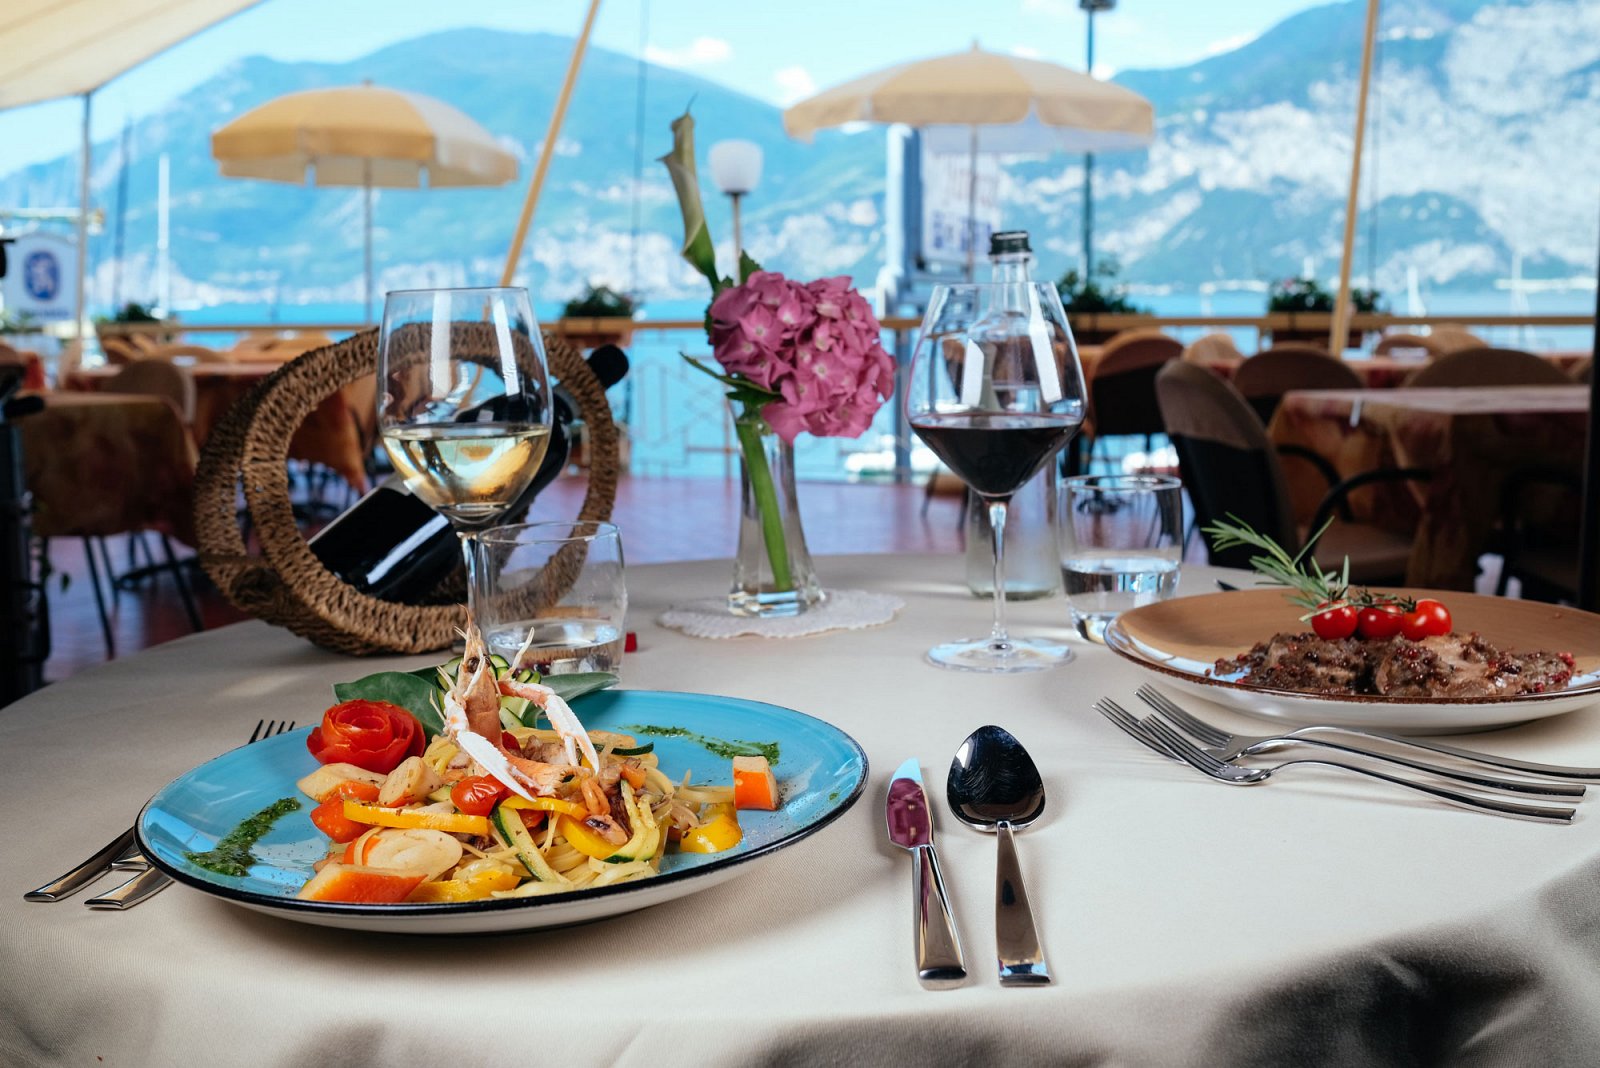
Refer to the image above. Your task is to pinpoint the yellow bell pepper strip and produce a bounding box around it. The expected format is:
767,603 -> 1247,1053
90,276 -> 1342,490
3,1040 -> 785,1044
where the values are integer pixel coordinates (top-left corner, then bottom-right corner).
499,796 -> 589,819
678,806 -> 742,854
341,800 -> 489,836
558,814 -> 625,861
404,869 -> 521,903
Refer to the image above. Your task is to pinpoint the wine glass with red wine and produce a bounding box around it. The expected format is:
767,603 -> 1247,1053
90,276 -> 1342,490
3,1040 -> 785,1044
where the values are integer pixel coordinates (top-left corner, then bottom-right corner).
907,282 -> 1087,672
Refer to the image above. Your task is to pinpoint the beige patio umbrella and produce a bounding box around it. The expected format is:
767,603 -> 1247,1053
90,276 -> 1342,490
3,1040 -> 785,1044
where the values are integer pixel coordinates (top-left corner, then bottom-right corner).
211,84 -> 518,320
784,44 -> 1154,275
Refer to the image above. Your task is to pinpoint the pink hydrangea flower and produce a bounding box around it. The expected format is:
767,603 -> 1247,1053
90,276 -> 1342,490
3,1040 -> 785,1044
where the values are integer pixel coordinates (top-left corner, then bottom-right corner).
708,270 -> 895,444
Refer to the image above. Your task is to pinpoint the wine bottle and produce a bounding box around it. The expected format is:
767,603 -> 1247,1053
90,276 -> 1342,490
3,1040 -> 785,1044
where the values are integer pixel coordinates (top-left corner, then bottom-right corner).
310,344 -> 629,602
963,232 -> 1063,601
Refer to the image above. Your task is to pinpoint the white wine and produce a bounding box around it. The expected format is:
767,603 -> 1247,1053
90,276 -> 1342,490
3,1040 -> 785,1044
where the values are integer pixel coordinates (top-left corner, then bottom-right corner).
382,423 -> 551,524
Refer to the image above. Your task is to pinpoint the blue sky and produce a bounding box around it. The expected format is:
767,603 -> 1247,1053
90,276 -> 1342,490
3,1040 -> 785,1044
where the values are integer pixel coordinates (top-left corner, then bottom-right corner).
0,0 -> 1320,173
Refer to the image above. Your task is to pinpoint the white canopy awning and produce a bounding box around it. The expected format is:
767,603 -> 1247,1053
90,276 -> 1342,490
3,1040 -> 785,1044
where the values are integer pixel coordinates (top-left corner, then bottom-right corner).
0,0 -> 263,109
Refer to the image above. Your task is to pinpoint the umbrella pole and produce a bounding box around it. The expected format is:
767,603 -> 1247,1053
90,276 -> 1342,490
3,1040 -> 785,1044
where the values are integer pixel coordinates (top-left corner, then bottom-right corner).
965,124 -> 978,281
1580,209 -> 1600,611
1331,0 -> 1381,354
500,0 -> 603,286
363,164 -> 373,324
76,92 -> 91,340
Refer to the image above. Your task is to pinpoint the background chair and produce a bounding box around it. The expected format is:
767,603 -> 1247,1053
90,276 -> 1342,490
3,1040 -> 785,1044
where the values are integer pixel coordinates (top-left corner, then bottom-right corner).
1404,347 -> 1573,388
1232,347 -> 1363,426
1571,357 -> 1592,384
105,358 -> 197,425
1155,360 -> 1424,583
1374,332 -> 1447,359
1084,330 -> 1183,471
1181,332 -> 1243,366
1427,325 -> 1489,354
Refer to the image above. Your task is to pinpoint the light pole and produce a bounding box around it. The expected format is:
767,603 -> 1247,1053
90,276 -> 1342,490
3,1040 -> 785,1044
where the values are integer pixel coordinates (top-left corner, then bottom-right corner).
1080,0 -> 1116,279
709,140 -> 764,273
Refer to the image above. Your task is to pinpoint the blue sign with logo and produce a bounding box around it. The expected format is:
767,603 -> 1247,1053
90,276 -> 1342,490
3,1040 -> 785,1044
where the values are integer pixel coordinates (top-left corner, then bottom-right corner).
23,249 -> 60,301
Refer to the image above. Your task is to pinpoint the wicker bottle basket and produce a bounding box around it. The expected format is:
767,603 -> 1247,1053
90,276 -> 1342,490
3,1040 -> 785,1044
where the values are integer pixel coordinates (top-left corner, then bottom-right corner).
193,328 -> 618,655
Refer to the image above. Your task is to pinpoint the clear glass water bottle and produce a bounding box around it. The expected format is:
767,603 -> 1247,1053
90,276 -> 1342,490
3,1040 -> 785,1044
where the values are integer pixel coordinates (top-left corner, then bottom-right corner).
965,231 -> 1062,601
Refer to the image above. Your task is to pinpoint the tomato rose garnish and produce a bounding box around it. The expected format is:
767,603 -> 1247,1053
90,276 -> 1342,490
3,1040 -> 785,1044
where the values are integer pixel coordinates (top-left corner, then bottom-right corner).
307,699 -> 424,774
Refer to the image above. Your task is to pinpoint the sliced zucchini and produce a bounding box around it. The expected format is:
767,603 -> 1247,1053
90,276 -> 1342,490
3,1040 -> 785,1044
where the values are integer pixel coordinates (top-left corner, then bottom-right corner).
440,655 -> 464,680
513,668 -> 540,684
604,782 -> 659,864
500,695 -> 533,726
498,706 -> 526,733
488,653 -> 510,677
609,742 -> 655,757
490,803 -> 569,884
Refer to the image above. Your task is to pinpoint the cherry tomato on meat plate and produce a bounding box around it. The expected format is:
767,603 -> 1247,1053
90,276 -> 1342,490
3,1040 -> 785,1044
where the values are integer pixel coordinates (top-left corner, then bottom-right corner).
1311,603 -> 1358,640
1401,598 -> 1452,641
1357,604 -> 1404,640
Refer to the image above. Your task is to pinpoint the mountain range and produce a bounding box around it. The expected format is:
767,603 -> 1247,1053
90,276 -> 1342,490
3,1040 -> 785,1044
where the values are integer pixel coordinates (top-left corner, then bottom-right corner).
0,0 -> 1595,312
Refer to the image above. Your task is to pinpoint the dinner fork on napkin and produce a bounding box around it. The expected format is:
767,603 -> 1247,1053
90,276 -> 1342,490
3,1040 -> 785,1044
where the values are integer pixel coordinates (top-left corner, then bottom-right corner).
24,719 -> 296,908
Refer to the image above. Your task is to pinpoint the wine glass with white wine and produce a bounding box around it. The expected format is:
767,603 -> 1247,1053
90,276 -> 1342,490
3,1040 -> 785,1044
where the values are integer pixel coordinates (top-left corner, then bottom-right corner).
377,287 -> 553,588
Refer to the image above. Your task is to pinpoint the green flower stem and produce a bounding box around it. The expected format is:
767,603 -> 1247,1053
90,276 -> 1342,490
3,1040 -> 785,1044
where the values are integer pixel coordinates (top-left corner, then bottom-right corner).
733,407 -> 794,592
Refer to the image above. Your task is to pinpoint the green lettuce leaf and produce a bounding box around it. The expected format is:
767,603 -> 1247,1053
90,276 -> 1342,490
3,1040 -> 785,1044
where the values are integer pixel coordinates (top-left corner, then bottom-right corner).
332,671 -> 446,738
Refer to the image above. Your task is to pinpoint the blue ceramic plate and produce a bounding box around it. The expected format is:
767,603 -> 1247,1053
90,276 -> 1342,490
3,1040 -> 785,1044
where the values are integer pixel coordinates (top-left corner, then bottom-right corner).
137,690 -> 867,933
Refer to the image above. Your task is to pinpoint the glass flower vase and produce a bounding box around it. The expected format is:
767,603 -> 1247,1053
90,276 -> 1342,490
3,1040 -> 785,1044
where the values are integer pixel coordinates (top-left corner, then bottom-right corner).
729,409 -> 824,617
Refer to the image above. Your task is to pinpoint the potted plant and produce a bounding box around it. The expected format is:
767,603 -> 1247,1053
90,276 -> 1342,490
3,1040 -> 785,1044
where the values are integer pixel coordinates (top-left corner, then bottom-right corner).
93,301 -> 177,352
1055,259 -> 1152,346
1266,277 -> 1383,348
559,284 -> 638,350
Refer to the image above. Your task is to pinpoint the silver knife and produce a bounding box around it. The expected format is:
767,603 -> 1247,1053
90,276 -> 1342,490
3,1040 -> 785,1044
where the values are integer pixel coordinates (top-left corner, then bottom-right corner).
85,868 -> 172,910
24,828 -> 137,902
886,759 -> 967,989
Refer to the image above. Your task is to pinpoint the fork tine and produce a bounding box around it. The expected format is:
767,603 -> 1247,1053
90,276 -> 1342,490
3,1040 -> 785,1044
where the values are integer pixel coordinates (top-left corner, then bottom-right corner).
1138,714 -> 1233,776
1135,686 -> 1231,748
247,719 -> 266,744
1093,699 -> 1168,755
1095,698 -> 1190,763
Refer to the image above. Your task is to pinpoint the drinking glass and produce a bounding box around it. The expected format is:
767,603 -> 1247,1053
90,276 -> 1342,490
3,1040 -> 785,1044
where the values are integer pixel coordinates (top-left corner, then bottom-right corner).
1058,474 -> 1183,643
472,521 -> 627,676
376,287 -> 553,582
906,282 -> 1088,672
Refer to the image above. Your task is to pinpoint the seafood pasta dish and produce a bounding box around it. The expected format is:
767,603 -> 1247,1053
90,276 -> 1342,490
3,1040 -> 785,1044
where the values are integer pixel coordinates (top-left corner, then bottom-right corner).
292,626 -> 777,905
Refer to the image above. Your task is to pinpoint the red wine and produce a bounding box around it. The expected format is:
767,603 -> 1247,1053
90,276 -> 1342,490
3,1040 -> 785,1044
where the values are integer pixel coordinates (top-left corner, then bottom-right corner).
912,413 -> 1080,499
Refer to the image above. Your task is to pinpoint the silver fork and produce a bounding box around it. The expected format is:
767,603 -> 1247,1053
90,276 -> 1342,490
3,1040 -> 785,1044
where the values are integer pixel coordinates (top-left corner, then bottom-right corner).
1093,698 -> 1577,824
82,719 -> 298,911
1136,686 -> 1587,799
1135,684 -> 1600,782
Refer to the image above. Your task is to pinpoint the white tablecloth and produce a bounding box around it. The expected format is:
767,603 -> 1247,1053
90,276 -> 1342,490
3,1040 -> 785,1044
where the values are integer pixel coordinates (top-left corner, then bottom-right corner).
6,554 -> 1600,1066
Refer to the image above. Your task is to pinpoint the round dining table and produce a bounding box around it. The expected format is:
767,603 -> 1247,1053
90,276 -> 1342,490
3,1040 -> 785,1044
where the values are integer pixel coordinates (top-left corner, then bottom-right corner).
6,554 -> 1600,1066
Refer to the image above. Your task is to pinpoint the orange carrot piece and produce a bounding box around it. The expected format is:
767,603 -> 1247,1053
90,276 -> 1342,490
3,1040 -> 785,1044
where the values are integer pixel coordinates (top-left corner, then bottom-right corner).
296,863 -> 426,903
731,755 -> 780,811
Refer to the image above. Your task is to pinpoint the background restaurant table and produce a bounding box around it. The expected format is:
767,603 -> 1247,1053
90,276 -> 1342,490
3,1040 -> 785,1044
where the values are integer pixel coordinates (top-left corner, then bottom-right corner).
1269,384 -> 1590,589
6,555 -> 1600,1066
63,362 -> 372,492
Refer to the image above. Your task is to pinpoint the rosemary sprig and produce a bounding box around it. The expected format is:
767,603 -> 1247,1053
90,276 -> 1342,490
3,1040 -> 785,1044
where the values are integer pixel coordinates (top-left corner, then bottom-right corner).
1202,515 -> 1413,617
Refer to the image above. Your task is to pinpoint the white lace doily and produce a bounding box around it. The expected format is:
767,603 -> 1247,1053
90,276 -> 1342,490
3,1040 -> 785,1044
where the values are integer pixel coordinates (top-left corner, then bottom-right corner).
657,588 -> 905,639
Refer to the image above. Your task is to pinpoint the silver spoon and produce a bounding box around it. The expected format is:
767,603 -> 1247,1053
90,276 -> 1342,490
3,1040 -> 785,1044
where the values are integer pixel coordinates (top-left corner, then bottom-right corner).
947,725 -> 1051,986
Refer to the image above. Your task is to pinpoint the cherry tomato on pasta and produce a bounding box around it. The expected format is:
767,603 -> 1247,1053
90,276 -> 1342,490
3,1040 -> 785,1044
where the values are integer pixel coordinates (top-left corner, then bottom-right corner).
450,775 -> 509,817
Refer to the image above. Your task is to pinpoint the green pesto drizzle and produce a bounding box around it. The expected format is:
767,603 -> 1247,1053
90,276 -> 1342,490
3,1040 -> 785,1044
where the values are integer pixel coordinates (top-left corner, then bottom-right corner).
186,797 -> 301,877
621,725 -> 780,765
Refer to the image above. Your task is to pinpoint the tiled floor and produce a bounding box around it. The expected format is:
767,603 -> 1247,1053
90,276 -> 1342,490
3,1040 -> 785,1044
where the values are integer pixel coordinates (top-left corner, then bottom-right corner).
27,474 -> 968,689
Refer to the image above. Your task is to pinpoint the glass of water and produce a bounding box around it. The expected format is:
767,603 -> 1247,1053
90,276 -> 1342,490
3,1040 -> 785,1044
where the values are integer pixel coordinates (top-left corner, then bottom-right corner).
471,521 -> 626,675
1058,474 -> 1183,643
